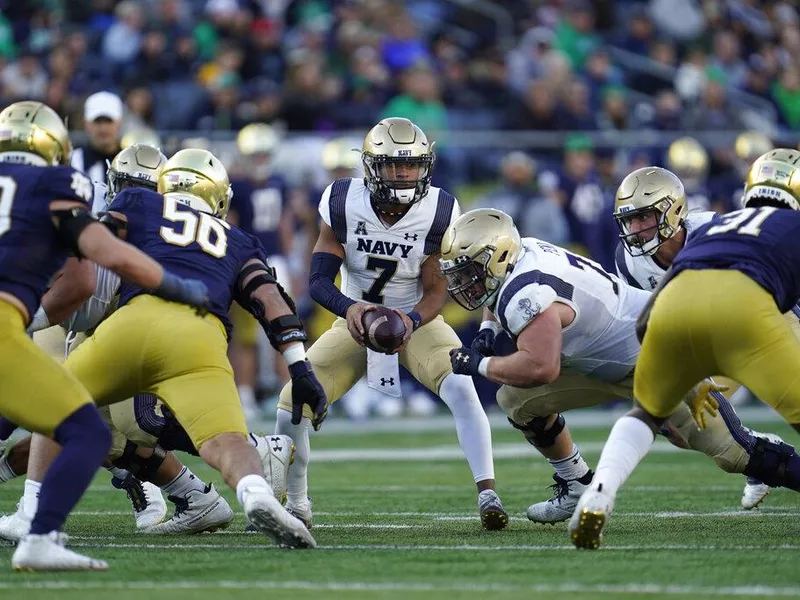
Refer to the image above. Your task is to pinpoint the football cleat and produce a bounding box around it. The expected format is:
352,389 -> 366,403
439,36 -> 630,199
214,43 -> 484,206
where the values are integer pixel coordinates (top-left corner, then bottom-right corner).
141,484 -> 233,535
250,433 -> 294,502
527,471 -> 593,524
244,488 -> 316,549
111,473 -> 168,529
569,485 -> 615,550
478,489 -> 508,531
0,499 -> 32,542
12,531 -> 108,571
740,431 -> 783,509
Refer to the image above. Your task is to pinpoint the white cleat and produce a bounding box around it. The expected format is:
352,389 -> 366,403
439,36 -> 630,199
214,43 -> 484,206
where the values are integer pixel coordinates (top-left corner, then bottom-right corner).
250,433 -> 294,502
0,499 -> 32,542
111,474 -> 168,529
12,531 -> 108,571
527,471 -> 593,524
244,488 -> 316,549
569,486 -> 615,550
141,485 -> 233,535
740,431 -> 783,510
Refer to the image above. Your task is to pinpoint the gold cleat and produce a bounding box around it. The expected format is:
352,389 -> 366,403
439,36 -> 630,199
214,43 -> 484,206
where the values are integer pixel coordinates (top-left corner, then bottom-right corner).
570,508 -> 606,550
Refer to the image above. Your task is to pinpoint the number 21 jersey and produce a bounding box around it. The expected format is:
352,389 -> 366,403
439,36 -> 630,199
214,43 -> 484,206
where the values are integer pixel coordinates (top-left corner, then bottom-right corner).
318,177 -> 460,312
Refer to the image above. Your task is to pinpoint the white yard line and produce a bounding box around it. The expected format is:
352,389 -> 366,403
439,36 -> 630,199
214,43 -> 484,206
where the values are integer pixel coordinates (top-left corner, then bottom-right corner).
0,580 -> 798,597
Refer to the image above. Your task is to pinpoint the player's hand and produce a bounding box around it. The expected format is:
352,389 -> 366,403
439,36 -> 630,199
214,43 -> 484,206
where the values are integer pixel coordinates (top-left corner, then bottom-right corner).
471,322 -> 499,357
289,360 -> 328,431
687,379 -> 727,429
389,309 -> 414,355
449,346 -> 483,377
345,303 -> 376,346
155,271 -> 210,315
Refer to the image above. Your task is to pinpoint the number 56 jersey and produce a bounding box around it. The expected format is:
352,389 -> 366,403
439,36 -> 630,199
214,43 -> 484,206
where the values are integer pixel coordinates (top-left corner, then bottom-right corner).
108,188 -> 269,336
492,238 -> 651,383
319,177 -> 460,312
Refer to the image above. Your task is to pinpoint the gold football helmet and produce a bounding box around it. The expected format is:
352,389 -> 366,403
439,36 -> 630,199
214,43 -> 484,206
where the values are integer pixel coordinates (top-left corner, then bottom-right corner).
0,101 -> 71,166
665,137 -> 708,190
107,144 -> 168,204
157,148 -> 233,219
614,167 -> 687,256
237,122 -> 280,181
362,117 -> 435,211
440,209 -> 521,311
322,137 -> 361,176
121,128 -> 162,150
742,148 -> 800,211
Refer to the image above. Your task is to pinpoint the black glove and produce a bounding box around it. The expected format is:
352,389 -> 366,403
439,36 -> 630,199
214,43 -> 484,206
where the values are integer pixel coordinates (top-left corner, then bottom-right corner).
471,326 -> 497,356
289,360 -> 328,431
449,346 -> 484,377
154,271 -> 210,314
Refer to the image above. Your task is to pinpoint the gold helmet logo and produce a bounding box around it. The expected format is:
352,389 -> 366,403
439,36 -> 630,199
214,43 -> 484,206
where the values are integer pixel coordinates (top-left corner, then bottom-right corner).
157,148 -> 233,219
0,101 -> 71,166
440,209 -> 521,311
614,167 -> 687,257
362,117 -> 435,210
107,144 -> 168,204
742,148 -> 800,211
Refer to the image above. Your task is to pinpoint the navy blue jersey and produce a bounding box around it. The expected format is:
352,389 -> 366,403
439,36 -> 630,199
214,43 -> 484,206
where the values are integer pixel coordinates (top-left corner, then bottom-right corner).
109,188 -> 268,335
229,175 -> 288,257
673,207 -> 800,313
0,163 -> 93,320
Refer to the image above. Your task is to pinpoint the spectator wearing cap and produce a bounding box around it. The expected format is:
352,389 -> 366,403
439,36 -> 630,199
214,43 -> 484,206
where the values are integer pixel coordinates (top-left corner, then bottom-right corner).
71,91 -> 123,185
241,18 -> 284,82
477,151 -> 569,246
0,48 -> 48,99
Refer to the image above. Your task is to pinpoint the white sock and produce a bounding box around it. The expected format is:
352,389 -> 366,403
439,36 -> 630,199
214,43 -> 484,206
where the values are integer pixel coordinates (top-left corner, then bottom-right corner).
550,444 -> 590,481
162,466 -> 206,498
275,408 -> 310,507
438,373 -> 495,482
593,415 -> 655,497
236,473 -> 272,507
107,467 -> 130,480
22,479 -> 41,519
238,385 -> 257,411
0,454 -> 17,483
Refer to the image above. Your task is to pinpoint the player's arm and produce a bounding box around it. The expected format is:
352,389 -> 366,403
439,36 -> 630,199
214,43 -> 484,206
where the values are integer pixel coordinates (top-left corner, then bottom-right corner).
28,258 -> 97,333
309,221 -> 374,345
471,307 -> 501,356
392,253 -> 447,349
236,258 -> 327,429
49,200 -> 208,311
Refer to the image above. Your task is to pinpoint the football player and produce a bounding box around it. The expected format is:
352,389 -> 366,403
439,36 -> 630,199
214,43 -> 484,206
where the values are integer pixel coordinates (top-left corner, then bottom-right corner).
613,166 -> 786,510
60,147 -> 323,549
276,117 -> 507,530
0,101 -> 208,571
441,208 -> 800,526
571,149 -> 800,549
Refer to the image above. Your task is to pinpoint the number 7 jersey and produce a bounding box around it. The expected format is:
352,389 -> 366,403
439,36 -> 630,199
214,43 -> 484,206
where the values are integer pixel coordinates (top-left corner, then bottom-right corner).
492,238 -> 651,383
108,188 -> 269,336
318,177 -> 460,312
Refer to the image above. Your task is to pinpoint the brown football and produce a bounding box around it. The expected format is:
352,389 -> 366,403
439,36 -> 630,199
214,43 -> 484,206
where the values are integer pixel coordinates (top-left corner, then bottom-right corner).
361,306 -> 407,353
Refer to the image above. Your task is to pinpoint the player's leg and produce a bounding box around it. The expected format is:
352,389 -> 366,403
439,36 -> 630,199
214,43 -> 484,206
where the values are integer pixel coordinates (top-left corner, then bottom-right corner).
276,317 -> 366,526
0,433 -> 28,484
497,371 -> 629,524
571,271 -> 715,549
0,304 -> 110,570
400,316 -> 505,529
109,396 -> 233,535
146,301 -> 314,548
229,302 -> 260,421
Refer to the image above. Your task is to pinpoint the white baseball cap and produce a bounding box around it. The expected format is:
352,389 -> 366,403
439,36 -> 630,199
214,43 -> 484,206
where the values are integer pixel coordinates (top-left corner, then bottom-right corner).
84,91 -> 123,122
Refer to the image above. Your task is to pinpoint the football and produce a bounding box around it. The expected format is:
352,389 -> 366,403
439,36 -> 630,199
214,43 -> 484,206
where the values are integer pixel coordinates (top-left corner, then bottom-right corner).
362,306 -> 407,353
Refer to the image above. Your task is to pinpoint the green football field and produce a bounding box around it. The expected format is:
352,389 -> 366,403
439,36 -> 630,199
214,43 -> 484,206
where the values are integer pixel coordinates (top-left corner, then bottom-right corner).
1,409 -> 799,600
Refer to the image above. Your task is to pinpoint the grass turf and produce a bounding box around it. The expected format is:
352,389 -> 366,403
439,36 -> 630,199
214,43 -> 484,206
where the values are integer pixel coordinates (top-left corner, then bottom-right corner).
0,415 -> 798,599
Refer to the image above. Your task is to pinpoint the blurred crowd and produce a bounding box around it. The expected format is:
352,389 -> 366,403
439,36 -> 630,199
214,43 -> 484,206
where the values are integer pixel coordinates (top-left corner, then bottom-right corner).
8,0 -> 797,415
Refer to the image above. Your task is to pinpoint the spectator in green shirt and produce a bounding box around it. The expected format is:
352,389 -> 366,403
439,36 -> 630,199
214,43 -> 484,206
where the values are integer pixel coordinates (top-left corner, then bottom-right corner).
381,64 -> 448,138
554,0 -> 600,70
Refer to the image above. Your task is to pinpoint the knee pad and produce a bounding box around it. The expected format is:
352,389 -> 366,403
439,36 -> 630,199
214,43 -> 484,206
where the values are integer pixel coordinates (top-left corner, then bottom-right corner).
112,442 -> 168,484
743,437 -> 799,489
157,405 -> 197,455
508,414 -> 565,448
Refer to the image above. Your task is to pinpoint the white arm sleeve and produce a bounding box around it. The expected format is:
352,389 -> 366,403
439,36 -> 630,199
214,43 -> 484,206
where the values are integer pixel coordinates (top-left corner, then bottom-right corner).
317,183 -> 334,227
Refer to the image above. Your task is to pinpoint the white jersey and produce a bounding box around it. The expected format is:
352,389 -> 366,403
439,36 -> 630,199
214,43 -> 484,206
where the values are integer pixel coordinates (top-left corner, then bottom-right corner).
614,211 -> 715,291
318,177 -> 460,312
493,238 -> 650,383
